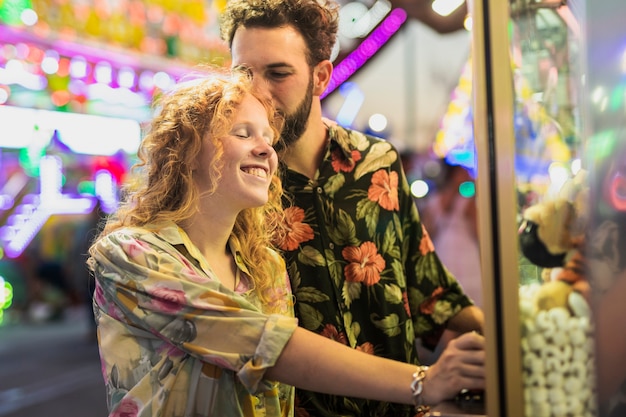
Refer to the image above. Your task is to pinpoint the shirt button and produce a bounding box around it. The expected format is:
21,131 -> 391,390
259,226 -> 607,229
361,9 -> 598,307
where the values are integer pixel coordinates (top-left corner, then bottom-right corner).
316,187 -> 323,194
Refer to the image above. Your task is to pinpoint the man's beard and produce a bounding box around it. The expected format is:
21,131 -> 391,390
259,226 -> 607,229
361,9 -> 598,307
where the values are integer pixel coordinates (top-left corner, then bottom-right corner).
275,76 -> 314,152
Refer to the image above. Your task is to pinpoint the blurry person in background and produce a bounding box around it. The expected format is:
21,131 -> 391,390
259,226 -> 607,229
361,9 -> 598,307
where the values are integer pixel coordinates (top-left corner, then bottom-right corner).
220,1 -> 485,415
422,162 -> 482,307
87,69 -> 485,417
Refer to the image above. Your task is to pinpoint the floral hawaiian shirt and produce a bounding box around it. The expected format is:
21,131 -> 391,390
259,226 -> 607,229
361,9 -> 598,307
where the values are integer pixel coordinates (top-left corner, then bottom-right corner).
90,221 -> 298,417
275,122 -> 474,417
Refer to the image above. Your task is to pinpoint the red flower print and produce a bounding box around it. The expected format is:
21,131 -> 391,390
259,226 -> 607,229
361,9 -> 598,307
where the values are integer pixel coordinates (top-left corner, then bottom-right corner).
178,256 -> 210,283
367,170 -> 399,211
111,397 -> 140,417
402,291 -> 411,317
331,148 -> 362,173
420,287 -> 444,315
419,224 -> 435,255
148,285 -> 186,313
295,396 -> 311,417
356,342 -> 375,354
122,239 -> 152,261
342,242 -> 385,286
278,206 -> 314,251
320,324 -> 348,345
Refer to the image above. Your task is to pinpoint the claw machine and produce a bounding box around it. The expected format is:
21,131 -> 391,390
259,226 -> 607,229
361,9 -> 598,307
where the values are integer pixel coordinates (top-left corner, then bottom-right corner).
470,0 -> 626,415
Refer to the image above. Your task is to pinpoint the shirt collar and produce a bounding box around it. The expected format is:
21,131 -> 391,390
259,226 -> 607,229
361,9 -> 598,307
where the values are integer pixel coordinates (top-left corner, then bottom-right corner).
150,221 -> 251,276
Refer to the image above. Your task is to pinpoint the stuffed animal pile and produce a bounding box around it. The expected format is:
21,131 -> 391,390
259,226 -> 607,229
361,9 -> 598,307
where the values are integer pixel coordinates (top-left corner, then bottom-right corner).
517,170 -> 597,417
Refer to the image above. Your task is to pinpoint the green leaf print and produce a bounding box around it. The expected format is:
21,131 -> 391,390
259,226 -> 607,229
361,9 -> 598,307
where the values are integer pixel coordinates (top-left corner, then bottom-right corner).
350,321 -> 361,343
342,280 -> 362,307
298,245 -> 326,266
325,249 -> 343,288
298,303 -> 324,330
381,221 -> 397,255
391,259 -> 407,288
394,213 -> 405,242
370,313 -> 401,337
414,315 -> 432,335
432,301 -> 461,325
415,253 -> 447,286
356,198 -> 380,236
288,262 -> 301,290
342,311 -> 360,347
354,142 -> 397,180
324,173 -> 345,197
383,284 -> 403,304
342,127 -> 369,151
295,287 -> 331,303
408,287 -> 426,314
327,209 -> 357,246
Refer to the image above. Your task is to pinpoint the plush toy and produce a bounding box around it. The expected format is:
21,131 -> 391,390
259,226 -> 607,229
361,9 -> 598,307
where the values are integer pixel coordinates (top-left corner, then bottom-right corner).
518,170 -> 590,312
517,171 -> 597,417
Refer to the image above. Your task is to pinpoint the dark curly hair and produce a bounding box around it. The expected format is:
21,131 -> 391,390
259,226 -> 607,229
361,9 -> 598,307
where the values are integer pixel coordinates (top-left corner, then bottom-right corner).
220,0 -> 340,67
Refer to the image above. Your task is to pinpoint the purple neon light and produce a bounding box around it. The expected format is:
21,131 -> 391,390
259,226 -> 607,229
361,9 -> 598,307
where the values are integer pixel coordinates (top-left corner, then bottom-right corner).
0,25 -> 194,80
321,8 -> 407,99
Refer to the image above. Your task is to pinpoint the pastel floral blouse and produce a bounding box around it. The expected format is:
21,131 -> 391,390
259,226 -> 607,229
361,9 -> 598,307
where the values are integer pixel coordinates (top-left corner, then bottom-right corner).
90,222 -> 298,417
276,122 -> 474,417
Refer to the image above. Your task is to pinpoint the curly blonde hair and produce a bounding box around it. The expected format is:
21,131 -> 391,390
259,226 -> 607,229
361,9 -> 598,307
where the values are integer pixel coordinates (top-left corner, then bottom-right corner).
95,68 -> 288,313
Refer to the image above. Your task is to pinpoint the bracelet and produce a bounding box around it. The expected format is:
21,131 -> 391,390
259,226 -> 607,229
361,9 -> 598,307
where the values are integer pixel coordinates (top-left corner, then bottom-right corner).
410,365 -> 430,416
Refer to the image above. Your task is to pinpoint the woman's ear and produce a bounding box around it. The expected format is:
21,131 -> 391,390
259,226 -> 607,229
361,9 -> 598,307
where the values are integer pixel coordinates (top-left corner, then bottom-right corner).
313,60 -> 333,96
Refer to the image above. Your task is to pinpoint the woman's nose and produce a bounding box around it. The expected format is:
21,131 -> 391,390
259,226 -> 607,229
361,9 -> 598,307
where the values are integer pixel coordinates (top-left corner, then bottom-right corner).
252,137 -> 275,157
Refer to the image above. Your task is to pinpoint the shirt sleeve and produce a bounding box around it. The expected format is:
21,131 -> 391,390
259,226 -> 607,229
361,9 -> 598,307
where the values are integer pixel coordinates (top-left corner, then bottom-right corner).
91,228 -> 298,394
396,158 -> 474,346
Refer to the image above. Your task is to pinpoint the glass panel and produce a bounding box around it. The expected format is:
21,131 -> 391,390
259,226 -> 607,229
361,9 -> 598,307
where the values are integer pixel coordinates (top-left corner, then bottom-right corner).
508,2 -> 597,416
584,1 -> 626,415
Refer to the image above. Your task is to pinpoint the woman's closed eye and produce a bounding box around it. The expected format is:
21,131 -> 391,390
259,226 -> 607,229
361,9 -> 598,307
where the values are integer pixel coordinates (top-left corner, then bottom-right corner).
231,128 -> 249,139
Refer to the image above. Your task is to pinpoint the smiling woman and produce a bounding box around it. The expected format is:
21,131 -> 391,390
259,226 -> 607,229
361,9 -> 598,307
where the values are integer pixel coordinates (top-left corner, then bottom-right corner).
87,67 -> 297,416
87,66 -> 485,417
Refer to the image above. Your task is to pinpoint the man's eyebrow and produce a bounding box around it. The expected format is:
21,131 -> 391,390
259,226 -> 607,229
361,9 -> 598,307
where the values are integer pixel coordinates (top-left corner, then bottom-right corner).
266,62 -> 294,69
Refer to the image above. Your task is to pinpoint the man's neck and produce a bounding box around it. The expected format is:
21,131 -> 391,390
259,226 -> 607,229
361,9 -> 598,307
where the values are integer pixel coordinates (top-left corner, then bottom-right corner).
281,113 -> 329,180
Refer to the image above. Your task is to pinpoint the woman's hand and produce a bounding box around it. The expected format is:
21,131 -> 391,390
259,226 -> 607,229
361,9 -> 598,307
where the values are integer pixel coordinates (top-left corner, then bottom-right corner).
422,331 -> 486,405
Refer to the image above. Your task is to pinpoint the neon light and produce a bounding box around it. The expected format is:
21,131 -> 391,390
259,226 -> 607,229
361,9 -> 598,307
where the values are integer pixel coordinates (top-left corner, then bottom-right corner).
0,105 -> 141,154
410,180 -> 430,199
1,155 -> 98,258
0,276 -> 13,317
40,155 -> 62,199
609,171 -> 626,211
95,170 -> 119,214
0,172 -> 29,209
0,59 -> 48,90
431,0 -> 465,17
458,181 -> 475,198
321,8 -> 407,99
336,83 -> 365,127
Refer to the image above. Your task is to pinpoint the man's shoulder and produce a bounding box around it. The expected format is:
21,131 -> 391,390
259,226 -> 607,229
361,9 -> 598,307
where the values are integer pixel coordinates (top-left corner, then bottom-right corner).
327,121 -> 399,151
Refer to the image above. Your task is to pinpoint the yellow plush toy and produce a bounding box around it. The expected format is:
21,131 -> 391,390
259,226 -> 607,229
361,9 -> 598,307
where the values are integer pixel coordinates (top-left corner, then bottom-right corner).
518,171 -> 590,312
